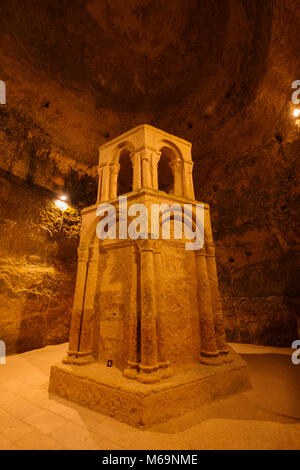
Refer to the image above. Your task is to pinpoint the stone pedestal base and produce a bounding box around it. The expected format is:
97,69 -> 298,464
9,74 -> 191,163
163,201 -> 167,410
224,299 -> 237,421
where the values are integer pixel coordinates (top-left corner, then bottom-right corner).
49,348 -> 251,428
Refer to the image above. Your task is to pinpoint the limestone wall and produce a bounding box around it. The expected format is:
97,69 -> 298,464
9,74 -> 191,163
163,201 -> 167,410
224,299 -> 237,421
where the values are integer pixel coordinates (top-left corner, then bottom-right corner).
0,169 -> 80,353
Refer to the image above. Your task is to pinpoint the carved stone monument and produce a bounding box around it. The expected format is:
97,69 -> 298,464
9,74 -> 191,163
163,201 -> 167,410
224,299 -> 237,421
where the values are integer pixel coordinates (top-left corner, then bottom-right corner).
49,124 -> 250,427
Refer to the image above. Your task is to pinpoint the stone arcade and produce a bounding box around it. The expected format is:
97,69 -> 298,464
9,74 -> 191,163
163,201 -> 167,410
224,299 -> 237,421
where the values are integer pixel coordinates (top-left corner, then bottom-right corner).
49,125 -> 250,427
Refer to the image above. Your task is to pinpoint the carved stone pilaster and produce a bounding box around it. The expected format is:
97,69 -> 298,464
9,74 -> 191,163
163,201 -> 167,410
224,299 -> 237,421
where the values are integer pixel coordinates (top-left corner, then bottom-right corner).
195,247 -> 222,366
123,247 -> 139,380
134,239 -> 160,383
154,242 -> 172,378
64,242 -> 90,364
75,240 -> 99,362
205,243 -> 229,358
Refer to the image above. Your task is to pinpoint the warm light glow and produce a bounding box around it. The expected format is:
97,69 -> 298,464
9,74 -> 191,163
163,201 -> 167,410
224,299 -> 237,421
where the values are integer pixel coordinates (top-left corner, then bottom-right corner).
55,199 -> 68,211
293,108 -> 300,118
60,194 -> 67,201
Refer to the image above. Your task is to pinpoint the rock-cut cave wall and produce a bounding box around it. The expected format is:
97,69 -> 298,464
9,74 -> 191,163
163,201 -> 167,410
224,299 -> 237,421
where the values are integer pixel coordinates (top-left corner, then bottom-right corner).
0,0 -> 299,353
0,169 -> 80,353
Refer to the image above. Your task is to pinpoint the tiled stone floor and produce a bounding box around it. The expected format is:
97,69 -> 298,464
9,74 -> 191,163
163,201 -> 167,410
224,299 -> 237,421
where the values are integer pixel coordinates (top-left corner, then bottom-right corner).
0,343 -> 299,450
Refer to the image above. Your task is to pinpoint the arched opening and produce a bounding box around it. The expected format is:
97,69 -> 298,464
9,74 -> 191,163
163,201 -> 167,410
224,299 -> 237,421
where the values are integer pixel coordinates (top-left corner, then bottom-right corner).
117,149 -> 133,196
158,147 -> 174,193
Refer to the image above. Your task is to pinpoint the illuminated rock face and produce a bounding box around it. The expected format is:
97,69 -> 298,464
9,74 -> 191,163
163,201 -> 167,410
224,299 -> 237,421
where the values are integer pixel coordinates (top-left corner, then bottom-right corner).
0,170 -> 80,354
49,126 -> 250,425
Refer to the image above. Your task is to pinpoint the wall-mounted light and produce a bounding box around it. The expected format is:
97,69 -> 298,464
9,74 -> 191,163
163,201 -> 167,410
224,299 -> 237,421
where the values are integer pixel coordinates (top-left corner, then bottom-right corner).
55,193 -> 69,211
55,199 -> 68,211
54,194 -> 69,230
293,108 -> 300,130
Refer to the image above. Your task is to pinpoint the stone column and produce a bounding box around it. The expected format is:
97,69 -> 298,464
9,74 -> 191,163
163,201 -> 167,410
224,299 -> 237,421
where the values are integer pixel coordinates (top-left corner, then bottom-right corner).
151,151 -> 161,189
123,248 -> 139,379
140,149 -> 152,188
75,239 -> 99,362
204,207 -> 229,356
136,239 -> 160,383
64,242 -> 90,364
206,242 -> 229,356
100,164 -> 110,201
169,159 -> 183,196
154,244 -> 172,378
130,151 -> 142,190
97,166 -> 103,202
195,248 -> 222,365
183,160 -> 194,199
109,162 -> 120,199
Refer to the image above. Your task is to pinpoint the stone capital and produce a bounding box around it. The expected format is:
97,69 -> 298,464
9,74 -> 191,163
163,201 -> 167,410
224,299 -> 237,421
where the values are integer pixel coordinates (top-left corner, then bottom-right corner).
134,238 -> 159,253
151,150 -> 161,166
169,159 -> 182,170
97,163 -> 106,173
77,243 -> 89,261
183,159 -> 194,166
89,242 -> 99,262
109,162 -> 120,174
139,148 -> 153,161
129,150 -> 138,161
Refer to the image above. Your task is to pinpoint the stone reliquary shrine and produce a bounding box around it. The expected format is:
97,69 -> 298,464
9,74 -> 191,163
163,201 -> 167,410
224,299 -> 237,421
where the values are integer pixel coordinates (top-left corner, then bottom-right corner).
49,125 -> 250,427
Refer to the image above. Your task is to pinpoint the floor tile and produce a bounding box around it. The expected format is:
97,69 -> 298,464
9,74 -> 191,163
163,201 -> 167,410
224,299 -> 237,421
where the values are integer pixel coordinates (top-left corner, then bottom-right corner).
4,398 -> 41,419
0,434 -> 20,450
38,398 -> 71,415
15,430 -> 65,450
0,388 -> 19,405
60,407 -> 104,429
24,409 -> 67,434
50,422 -> 99,450
0,416 -> 34,442
92,418 -> 140,447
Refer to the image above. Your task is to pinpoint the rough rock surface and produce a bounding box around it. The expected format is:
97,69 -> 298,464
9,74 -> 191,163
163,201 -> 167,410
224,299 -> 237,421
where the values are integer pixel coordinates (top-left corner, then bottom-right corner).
0,0 -> 299,351
0,169 -> 80,353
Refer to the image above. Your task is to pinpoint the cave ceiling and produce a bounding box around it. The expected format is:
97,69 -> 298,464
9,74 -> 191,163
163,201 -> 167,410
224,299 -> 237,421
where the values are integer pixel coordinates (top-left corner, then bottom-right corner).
0,0 -> 299,202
